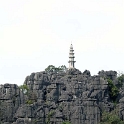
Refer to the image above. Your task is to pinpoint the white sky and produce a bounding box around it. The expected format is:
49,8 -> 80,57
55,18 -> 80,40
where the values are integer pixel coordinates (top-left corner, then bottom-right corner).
0,0 -> 124,85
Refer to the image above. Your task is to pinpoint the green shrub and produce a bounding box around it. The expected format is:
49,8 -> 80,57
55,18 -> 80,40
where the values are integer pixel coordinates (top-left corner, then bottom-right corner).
61,121 -> 71,124
46,110 -> 55,124
19,84 -> 29,94
117,74 -> 124,88
100,109 -> 124,124
107,78 -> 119,101
26,100 -> 33,104
45,65 -> 67,74
48,110 -> 55,117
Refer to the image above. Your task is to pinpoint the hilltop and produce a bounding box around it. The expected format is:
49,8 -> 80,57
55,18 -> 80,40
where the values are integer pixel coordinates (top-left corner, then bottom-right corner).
1,68 -> 124,124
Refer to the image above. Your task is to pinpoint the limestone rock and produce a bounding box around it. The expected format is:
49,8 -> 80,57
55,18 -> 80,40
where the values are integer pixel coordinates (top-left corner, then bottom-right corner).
1,69 -> 124,124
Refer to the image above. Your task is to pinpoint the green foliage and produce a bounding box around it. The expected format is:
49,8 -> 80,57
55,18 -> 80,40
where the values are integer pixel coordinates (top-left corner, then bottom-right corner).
59,65 -> 67,72
107,78 -> 119,101
19,84 -> 37,104
46,110 -> 55,124
117,74 -> 124,88
26,100 -> 33,104
26,91 -> 37,104
100,109 -> 124,124
19,84 -> 29,94
19,84 -> 29,90
45,65 -> 55,73
61,121 -> 71,124
33,118 -> 42,124
45,65 -> 67,74
48,110 -> 55,117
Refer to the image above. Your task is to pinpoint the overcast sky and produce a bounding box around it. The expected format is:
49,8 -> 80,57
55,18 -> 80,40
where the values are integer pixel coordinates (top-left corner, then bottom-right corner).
0,0 -> 124,85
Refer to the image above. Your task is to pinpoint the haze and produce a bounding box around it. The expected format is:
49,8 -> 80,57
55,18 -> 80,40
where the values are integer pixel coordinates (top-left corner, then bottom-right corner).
0,0 -> 124,85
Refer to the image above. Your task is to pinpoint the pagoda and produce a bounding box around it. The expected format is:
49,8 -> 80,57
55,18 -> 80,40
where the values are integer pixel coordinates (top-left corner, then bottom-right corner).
68,44 -> 76,69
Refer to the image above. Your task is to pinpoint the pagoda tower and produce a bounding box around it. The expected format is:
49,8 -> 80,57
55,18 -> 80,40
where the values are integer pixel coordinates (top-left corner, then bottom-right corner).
68,44 -> 76,69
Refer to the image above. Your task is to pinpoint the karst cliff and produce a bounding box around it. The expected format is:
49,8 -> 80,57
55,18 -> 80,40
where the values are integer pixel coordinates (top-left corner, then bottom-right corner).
1,68 -> 124,124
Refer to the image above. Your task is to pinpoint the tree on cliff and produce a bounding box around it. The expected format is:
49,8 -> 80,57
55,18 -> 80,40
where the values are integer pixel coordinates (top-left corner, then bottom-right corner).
100,109 -> 124,124
19,84 -> 29,94
45,65 -> 67,74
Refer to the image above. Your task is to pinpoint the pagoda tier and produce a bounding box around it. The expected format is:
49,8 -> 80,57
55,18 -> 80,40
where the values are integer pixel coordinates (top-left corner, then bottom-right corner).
68,44 -> 76,69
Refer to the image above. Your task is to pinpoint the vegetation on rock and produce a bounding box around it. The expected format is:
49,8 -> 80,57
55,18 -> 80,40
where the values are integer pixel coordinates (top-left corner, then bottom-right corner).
46,110 -> 55,124
117,74 -> 124,88
19,84 -> 37,104
1,69 -> 124,124
107,78 -> 119,102
61,121 -> 71,124
45,65 -> 67,74
26,100 -> 33,104
19,84 -> 29,94
100,109 -> 124,124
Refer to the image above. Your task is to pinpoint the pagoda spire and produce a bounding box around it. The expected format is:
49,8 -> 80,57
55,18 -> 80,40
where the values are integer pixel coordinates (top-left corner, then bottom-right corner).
68,44 -> 76,69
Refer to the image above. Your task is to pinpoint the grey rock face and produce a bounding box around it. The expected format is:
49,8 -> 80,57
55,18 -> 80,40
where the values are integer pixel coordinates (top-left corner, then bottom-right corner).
0,84 -> 24,123
0,69 -> 124,124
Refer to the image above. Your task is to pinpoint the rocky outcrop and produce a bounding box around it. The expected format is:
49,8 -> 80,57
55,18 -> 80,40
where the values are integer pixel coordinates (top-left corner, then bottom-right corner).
0,69 -> 124,124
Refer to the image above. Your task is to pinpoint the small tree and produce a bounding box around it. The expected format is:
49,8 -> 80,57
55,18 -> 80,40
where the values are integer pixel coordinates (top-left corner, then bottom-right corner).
45,65 -> 56,73
46,110 -> 55,124
45,65 -> 67,74
61,121 -> 71,124
117,74 -> 124,88
100,109 -> 124,124
107,78 -> 119,102
58,65 -> 67,72
19,84 -> 29,94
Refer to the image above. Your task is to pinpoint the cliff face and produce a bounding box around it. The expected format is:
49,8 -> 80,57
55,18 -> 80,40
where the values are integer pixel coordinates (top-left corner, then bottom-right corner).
0,69 -> 124,124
